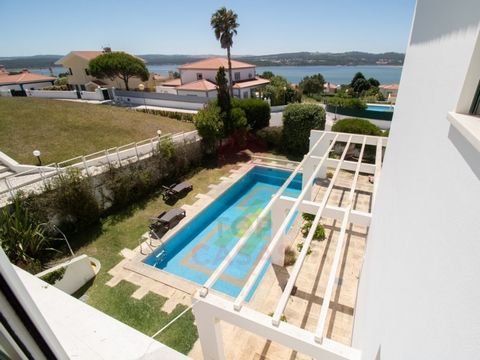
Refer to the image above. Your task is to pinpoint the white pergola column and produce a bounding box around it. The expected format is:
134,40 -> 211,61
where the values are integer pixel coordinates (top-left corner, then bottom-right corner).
271,200 -> 290,266
193,301 -> 226,360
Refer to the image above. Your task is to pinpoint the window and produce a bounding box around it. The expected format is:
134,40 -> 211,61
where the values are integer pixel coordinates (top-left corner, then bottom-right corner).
196,73 -> 203,80
469,79 -> 480,115
85,68 -> 90,76
248,73 -> 253,79
80,85 -> 86,91
68,67 -> 73,75
234,72 -> 240,81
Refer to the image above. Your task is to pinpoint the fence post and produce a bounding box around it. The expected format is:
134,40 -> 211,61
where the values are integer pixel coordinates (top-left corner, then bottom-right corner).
5,178 -> 14,199
82,156 -> 91,177
104,149 -> 111,166
39,167 -> 47,187
135,142 -> 140,160
150,138 -> 155,153
116,147 -> 122,164
55,163 -> 61,177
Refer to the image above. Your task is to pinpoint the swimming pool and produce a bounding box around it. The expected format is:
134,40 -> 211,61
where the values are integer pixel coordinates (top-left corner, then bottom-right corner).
366,104 -> 394,112
144,166 -> 302,298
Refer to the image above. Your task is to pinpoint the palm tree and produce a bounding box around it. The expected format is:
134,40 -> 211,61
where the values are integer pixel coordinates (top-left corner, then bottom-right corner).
211,7 -> 239,97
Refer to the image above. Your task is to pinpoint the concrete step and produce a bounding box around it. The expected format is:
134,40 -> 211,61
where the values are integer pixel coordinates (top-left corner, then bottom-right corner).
0,170 -> 14,180
0,165 -> 10,174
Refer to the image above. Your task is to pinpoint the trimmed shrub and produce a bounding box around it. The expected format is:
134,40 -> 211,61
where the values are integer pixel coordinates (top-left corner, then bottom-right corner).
301,221 -> 326,240
231,98 -> 270,130
331,118 -> 382,136
282,104 -> 326,156
256,126 -> 283,150
138,108 -> 194,122
326,97 -> 367,110
284,246 -> 297,266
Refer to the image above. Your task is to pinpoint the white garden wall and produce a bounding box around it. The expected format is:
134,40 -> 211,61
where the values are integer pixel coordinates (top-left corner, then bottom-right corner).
36,255 -> 97,295
80,90 -> 104,101
26,89 -> 78,99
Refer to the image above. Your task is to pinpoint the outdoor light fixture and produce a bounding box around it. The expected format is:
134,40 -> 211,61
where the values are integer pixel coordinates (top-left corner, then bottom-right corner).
138,84 -> 145,91
157,130 -> 162,138
32,149 -> 42,166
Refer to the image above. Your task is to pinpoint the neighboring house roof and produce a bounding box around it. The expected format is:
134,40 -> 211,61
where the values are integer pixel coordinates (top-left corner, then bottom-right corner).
178,57 -> 255,70
86,79 -> 107,86
55,51 -> 146,65
161,78 -> 182,87
176,79 -> 217,91
233,77 -> 270,89
324,82 -> 338,90
379,83 -> 399,90
0,71 -> 55,85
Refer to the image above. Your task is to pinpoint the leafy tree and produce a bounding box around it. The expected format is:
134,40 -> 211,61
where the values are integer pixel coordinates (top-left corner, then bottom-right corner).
368,77 -> 380,87
194,102 -> 224,152
211,7 -> 239,97
88,52 -> 149,90
350,72 -> 366,87
282,104 -> 326,155
331,118 -> 382,136
352,78 -> 371,94
230,107 -> 248,129
299,73 -> 325,95
215,66 -> 235,136
260,71 -> 275,79
263,75 -> 300,105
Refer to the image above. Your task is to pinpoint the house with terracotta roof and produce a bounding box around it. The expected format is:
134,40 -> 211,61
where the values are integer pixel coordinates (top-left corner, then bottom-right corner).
157,57 -> 269,99
0,69 -> 55,91
379,83 -> 399,103
55,48 -> 153,92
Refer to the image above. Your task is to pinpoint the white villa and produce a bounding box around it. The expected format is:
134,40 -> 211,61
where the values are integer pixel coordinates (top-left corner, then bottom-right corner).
1,1 -> 480,360
156,57 -> 270,99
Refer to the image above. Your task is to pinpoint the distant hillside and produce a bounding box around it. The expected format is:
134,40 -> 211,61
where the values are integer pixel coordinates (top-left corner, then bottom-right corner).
0,55 -> 62,69
0,51 -> 404,69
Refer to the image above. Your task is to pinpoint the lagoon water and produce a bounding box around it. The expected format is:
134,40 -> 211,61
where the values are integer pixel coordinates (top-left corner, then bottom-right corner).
29,64 -> 402,85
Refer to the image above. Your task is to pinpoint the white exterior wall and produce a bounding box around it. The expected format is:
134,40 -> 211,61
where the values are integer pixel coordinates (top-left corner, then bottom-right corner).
25,89 -> 78,99
80,89 -> 105,101
176,89 -> 217,98
180,67 -> 255,84
156,85 -> 179,94
114,94 -> 205,110
21,81 -> 54,90
353,2 -> 480,360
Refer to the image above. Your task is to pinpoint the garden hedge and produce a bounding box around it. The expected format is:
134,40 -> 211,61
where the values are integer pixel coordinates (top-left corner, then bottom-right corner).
282,104 -> 326,156
231,98 -> 271,130
331,118 -> 382,136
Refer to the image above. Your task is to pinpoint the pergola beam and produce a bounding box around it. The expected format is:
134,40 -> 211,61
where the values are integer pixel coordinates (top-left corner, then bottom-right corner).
314,138 -> 368,343
271,136 -> 353,326
233,134 -> 340,310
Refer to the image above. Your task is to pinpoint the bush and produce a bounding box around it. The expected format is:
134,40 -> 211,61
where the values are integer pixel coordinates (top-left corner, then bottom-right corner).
194,102 -> 223,153
284,246 -> 297,266
40,267 -> 65,285
231,98 -> 270,130
282,104 -> 326,156
332,118 -> 382,136
256,126 -> 283,150
0,196 -> 52,268
45,169 -> 100,230
230,107 -> 248,130
326,97 -> 367,110
301,220 -> 326,240
138,108 -> 194,122
296,241 -> 312,255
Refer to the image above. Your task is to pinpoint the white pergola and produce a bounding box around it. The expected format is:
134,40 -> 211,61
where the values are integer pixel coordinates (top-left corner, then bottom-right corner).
194,130 -> 387,360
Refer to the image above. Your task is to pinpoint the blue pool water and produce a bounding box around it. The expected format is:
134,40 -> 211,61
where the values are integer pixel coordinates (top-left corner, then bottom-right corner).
366,105 -> 394,112
144,166 -> 302,298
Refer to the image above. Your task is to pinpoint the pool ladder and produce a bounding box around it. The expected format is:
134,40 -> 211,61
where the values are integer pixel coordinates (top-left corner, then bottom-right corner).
153,249 -> 167,267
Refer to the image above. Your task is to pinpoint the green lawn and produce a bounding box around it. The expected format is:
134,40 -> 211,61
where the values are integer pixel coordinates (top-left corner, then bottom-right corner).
67,163 -> 238,354
0,97 -> 194,164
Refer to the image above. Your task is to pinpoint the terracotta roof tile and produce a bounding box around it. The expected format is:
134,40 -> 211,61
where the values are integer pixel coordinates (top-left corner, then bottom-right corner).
178,57 -> 255,70
379,83 -> 399,90
232,77 -> 270,89
161,78 -> 182,86
176,79 -> 217,91
0,72 -> 56,85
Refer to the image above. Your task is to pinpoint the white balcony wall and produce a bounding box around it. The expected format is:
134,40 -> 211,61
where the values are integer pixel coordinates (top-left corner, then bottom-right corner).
353,1 -> 480,360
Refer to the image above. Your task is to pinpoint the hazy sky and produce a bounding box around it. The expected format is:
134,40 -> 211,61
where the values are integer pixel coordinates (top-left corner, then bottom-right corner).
1,0 -> 416,57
